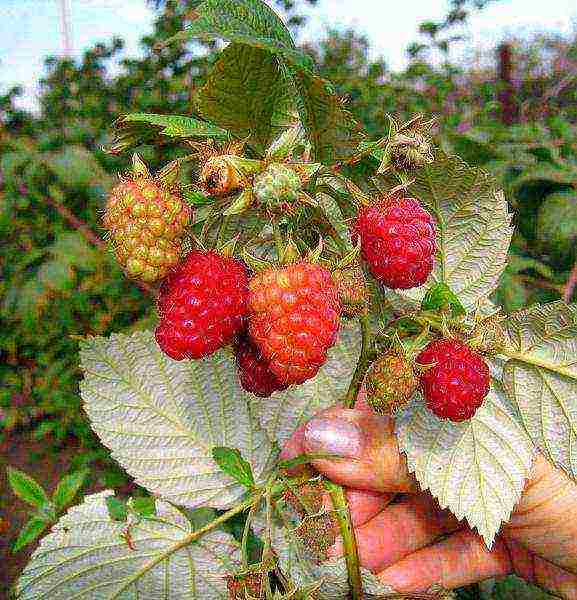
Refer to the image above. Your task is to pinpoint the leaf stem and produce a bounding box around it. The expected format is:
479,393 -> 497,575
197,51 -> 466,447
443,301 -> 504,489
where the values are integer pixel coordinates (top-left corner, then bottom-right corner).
112,496 -> 255,596
500,349 -> 577,380
325,481 -> 363,600
216,216 -> 230,248
343,313 -> 373,408
241,494 -> 262,568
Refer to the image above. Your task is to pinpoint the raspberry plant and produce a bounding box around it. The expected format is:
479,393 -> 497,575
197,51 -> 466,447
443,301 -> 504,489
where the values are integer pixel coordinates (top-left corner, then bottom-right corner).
13,1 -> 577,598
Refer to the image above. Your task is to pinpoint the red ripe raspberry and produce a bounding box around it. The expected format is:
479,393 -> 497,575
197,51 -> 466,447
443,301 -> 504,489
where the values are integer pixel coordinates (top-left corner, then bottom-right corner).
248,262 -> 341,386
355,196 -> 436,289
155,250 -> 249,360
235,337 -> 288,398
417,339 -> 490,422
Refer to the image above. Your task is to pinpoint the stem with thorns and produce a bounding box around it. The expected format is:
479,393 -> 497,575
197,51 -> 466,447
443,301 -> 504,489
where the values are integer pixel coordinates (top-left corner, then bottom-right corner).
344,313 -> 373,408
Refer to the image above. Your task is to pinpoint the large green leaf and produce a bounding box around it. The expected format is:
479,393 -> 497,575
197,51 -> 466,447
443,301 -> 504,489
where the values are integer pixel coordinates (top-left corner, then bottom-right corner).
161,0 -> 311,71
288,70 -> 366,165
395,151 -> 513,311
80,332 -> 274,509
396,384 -> 535,549
501,301 -> 577,481
196,44 -> 290,150
16,491 -> 238,599
161,0 -> 364,164
250,323 -> 361,447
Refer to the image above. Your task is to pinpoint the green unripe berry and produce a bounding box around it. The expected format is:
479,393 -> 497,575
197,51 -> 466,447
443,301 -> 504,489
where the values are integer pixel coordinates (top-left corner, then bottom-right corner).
253,163 -> 301,213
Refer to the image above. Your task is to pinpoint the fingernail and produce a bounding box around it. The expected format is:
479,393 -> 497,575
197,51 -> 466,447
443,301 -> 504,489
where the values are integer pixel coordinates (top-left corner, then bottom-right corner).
304,417 -> 363,458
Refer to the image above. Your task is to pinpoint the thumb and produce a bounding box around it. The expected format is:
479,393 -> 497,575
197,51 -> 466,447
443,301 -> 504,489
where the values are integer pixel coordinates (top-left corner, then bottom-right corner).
302,407 -> 417,493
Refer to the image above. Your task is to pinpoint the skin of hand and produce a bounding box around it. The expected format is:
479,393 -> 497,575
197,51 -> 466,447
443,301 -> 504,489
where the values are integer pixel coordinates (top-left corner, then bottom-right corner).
280,395 -> 577,599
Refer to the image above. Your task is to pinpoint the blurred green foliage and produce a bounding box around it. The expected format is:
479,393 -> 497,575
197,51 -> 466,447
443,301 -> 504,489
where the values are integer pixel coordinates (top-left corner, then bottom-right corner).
1,2 -> 576,595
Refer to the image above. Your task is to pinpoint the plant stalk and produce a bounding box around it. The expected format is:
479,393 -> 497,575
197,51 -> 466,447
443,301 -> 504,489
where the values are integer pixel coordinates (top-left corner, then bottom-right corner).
325,481 -> 363,600
343,313 -> 373,408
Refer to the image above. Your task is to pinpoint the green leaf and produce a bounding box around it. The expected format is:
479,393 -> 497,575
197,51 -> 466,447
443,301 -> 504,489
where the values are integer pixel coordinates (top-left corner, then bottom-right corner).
501,301 -> 577,481
7,467 -> 50,508
109,113 -> 229,153
186,506 -> 218,531
183,188 -> 214,207
105,495 -> 128,522
52,469 -> 89,511
16,491 -> 239,599
394,151 -> 513,311
396,384 -> 535,549
131,496 -> 157,518
290,70 -> 366,165
79,331 -> 274,509
212,447 -> 255,489
160,0 -> 312,70
197,44 -> 290,150
421,282 -> 466,316
12,517 -> 48,554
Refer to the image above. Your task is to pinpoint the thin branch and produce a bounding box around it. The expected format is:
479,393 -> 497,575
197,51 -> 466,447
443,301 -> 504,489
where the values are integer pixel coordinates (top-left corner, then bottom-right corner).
44,193 -> 106,250
563,263 -> 577,303
43,193 -> 155,296
343,313 -> 373,408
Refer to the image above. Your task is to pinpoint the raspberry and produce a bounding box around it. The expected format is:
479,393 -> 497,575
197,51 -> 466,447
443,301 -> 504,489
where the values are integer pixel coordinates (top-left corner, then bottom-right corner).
155,250 -> 249,360
331,264 -> 368,318
366,352 -> 417,415
103,177 -> 190,283
248,261 -> 341,386
235,336 -> 288,397
253,163 -> 301,214
355,196 -> 436,289
417,339 -> 490,422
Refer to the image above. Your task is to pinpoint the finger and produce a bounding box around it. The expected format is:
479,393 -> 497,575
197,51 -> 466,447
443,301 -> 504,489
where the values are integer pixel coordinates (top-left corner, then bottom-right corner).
279,390 -> 374,472
302,407 -> 417,493
506,539 -> 577,600
280,409 -> 393,527
328,494 -> 460,572
344,488 -> 393,527
505,454 -> 577,574
377,529 -> 512,592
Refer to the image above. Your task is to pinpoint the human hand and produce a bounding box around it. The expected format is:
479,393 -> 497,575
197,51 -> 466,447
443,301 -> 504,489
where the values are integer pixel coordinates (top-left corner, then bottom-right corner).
281,397 -> 577,598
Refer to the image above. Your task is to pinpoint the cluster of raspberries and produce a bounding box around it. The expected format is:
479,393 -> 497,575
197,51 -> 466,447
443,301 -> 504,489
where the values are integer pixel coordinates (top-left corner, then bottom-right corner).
155,251 -> 342,397
107,172 -> 489,417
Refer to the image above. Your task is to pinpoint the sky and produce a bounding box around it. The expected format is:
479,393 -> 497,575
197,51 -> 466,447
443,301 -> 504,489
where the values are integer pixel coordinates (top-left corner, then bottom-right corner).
1,0 -> 576,111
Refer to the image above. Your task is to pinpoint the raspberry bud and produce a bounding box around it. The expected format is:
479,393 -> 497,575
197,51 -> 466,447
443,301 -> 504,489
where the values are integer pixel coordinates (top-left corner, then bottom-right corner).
248,261 -> 341,386
103,177 -> 190,283
155,250 -> 249,360
391,132 -> 433,172
366,352 -> 417,415
199,156 -> 246,198
283,477 -> 337,556
417,339 -> 490,422
226,571 -> 264,600
331,265 -> 368,318
253,163 -> 301,214
355,195 -> 437,290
